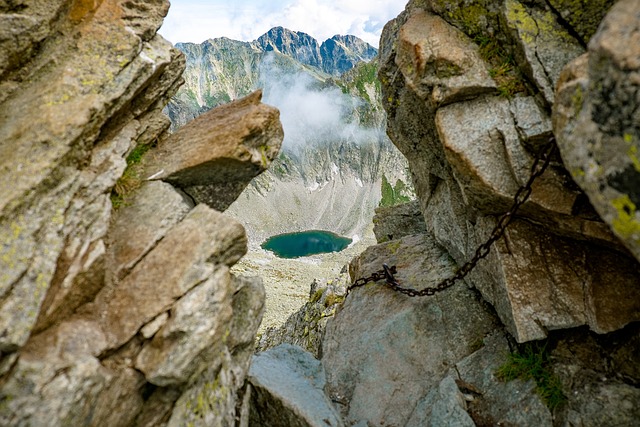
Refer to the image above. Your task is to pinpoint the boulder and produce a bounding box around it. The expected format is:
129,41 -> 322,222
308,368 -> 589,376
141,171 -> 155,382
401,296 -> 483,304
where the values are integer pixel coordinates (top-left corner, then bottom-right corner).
372,199 -> 426,243
553,0 -> 640,262
395,9 -> 496,107
322,234 -> 499,426
144,90 -> 284,211
248,344 -> 344,427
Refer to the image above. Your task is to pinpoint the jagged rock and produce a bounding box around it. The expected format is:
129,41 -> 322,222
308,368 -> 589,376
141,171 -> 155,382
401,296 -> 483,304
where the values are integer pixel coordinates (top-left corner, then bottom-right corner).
0,0 -> 182,356
106,180 -> 193,283
546,0 -> 617,45
145,90 -> 283,211
0,0 -> 282,423
412,375 -> 476,427
372,199 -> 426,243
406,331 -> 553,426
321,233 -> 499,426
553,0 -> 640,263
395,9 -> 496,107
248,344 -> 344,427
379,0 -> 640,343
550,325 -> 640,427
503,0 -> 584,105
166,274 -> 265,426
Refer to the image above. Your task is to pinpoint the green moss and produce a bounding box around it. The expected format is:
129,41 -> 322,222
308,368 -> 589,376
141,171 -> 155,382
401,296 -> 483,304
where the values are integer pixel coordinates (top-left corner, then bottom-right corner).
476,36 -> 526,98
611,195 -> 640,241
324,293 -> 344,307
310,288 -> 324,304
571,85 -> 584,116
110,143 -> 153,209
496,342 -> 567,411
623,134 -> 640,172
386,240 -> 401,254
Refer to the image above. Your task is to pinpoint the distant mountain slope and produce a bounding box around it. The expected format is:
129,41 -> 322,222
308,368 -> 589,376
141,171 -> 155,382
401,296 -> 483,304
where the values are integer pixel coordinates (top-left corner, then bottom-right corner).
166,28 -> 413,245
166,28 -> 379,129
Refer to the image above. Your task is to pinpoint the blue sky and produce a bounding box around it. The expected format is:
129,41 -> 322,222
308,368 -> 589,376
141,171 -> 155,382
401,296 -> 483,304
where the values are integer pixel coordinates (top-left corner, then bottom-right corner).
159,0 -> 408,47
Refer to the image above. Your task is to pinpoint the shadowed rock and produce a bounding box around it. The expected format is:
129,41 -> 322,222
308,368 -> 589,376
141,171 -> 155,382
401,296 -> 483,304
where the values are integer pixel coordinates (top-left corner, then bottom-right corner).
145,90 -> 284,211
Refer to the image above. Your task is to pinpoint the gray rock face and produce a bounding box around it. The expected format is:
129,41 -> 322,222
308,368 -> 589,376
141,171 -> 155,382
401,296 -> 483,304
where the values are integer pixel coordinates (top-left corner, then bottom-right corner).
248,344 -> 344,427
321,234 -> 500,426
553,0 -> 640,262
256,27 -> 323,70
0,1 -> 280,424
379,0 -> 640,343
373,199 -> 427,243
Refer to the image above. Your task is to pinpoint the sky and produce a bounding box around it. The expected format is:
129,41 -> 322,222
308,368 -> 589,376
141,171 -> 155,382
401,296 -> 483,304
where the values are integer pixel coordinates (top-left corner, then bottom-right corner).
159,0 -> 408,48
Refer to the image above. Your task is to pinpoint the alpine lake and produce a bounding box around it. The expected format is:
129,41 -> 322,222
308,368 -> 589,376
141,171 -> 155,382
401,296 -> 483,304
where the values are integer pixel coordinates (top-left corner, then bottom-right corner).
261,230 -> 352,259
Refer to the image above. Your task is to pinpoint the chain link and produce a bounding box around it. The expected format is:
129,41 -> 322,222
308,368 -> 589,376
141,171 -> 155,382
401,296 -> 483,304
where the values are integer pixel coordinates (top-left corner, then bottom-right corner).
347,138 -> 557,298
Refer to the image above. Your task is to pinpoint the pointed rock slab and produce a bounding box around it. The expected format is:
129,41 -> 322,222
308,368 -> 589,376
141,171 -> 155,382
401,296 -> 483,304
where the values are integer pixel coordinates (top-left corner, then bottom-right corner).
322,234 -> 499,426
553,0 -> 640,263
248,344 -> 344,427
145,90 -> 283,211
396,10 -> 496,107
95,204 -> 247,350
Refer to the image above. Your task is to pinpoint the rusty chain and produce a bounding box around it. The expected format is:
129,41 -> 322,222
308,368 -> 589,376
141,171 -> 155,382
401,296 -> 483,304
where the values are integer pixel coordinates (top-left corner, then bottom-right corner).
347,138 -> 557,298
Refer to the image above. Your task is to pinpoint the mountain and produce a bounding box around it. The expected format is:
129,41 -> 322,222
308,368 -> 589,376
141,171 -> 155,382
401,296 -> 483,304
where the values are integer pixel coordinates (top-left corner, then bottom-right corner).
166,28 -> 413,246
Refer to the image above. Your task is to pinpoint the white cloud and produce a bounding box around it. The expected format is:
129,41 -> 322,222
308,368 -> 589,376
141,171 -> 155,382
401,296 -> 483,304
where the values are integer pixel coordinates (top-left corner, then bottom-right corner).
160,0 -> 408,47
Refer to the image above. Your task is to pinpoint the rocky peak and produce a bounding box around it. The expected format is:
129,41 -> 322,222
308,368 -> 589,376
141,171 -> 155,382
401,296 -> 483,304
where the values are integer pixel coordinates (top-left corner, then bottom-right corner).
320,34 -> 378,75
254,26 -> 323,69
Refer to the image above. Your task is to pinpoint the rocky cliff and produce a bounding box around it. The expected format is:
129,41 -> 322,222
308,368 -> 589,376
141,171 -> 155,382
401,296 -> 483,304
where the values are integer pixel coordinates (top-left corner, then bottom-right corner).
253,0 -> 640,426
0,2 -> 282,425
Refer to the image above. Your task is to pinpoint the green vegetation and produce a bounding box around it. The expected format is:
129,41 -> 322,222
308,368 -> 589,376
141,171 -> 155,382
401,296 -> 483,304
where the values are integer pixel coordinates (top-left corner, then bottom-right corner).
475,35 -> 527,98
110,143 -> 152,209
496,342 -> 567,411
379,174 -> 411,207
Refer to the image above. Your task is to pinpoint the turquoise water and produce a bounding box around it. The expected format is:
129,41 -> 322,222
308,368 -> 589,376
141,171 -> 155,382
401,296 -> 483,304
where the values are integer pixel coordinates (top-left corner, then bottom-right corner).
261,230 -> 352,259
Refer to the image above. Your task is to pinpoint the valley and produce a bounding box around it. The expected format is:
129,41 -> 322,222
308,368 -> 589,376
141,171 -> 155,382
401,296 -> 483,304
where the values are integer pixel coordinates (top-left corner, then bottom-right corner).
169,27 -> 413,331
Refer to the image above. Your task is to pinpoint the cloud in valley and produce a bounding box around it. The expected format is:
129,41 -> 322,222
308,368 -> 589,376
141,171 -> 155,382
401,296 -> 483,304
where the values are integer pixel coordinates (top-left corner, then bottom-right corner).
160,0 -> 408,47
258,53 -> 383,152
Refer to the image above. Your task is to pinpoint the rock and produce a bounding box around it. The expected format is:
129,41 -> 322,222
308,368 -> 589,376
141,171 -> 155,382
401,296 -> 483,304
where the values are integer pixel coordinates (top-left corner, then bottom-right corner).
452,332 -> 553,426
0,0 -> 280,423
248,344 -> 344,427
145,90 -> 284,211
395,9 -> 496,107
256,274 -> 348,358
321,234 -> 499,426
407,375 -> 476,427
503,0 -> 584,105
166,274 -> 265,427
550,324 -> 640,427
0,0 -> 183,354
546,0 -> 617,45
372,199 -> 426,243
553,0 -> 640,262
379,0 -> 640,344
106,180 -> 193,283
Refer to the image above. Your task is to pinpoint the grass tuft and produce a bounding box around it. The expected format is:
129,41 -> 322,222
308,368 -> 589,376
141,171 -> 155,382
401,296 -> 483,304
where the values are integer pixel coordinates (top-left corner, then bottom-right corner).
475,35 -> 527,98
496,342 -> 567,411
